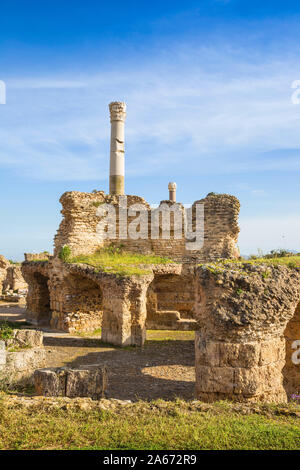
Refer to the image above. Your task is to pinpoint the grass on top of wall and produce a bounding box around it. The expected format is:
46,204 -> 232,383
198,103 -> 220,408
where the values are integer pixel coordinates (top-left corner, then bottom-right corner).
67,246 -> 174,277
225,255 -> 300,269
199,255 -> 300,277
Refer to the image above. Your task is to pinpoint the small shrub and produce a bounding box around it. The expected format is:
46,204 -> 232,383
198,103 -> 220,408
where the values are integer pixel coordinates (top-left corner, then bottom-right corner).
0,322 -> 14,341
91,201 -> 104,208
59,245 -> 71,263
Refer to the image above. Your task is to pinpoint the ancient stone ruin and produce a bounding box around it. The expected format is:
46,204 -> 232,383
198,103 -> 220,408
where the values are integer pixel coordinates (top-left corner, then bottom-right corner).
0,255 -> 27,302
20,101 -> 300,403
0,329 -> 46,387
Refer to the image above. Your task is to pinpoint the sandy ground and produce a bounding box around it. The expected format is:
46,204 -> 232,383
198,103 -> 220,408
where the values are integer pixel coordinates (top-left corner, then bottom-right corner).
0,301 -> 195,401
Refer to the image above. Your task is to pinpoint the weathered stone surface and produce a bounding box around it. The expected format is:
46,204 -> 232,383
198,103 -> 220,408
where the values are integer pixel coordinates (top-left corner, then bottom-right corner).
52,191 -> 240,262
195,263 -> 300,403
21,184 -> 240,342
5,348 -> 46,371
283,301 -> 300,397
34,367 -> 107,400
1,347 -> 47,385
11,329 -> 44,348
0,255 -> 10,294
0,340 -> 6,368
66,368 -> 107,399
34,368 -> 67,396
0,255 -> 27,295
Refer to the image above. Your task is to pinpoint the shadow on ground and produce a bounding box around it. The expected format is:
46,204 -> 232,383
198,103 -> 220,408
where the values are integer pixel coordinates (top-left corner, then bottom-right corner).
0,302 -> 196,402
43,336 -> 195,401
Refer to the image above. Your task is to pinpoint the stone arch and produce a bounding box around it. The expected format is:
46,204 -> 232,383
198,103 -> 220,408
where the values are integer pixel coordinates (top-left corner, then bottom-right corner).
283,301 -> 300,398
26,272 -> 51,325
146,273 -> 196,330
50,272 -> 103,333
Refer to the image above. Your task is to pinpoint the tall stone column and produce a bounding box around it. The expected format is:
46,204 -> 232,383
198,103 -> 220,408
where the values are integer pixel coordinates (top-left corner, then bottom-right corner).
109,101 -> 126,195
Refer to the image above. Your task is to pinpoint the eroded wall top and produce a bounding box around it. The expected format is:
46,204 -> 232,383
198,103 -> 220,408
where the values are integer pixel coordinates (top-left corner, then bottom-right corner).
54,190 -> 240,262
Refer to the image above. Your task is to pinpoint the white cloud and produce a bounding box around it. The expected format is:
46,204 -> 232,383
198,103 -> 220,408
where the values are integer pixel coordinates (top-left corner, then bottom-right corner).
1,40 -> 300,181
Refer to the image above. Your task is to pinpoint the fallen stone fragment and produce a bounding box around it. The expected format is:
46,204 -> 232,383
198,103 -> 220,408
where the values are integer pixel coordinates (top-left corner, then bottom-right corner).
11,329 -> 43,348
34,366 -> 107,400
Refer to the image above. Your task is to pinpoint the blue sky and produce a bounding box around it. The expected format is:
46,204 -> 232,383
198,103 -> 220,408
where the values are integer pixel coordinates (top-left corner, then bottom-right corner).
1,0 -> 300,259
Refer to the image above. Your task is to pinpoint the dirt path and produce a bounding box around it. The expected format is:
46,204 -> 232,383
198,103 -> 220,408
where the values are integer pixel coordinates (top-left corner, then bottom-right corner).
0,302 -> 196,401
0,301 -> 27,323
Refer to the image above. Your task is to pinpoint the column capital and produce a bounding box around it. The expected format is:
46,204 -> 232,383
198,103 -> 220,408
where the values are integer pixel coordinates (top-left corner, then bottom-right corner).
109,101 -> 127,122
168,182 -> 177,191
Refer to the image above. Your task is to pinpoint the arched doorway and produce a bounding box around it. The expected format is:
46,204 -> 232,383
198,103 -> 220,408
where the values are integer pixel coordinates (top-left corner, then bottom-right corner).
52,272 -> 103,333
26,272 -> 51,325
146,273 -> 196,330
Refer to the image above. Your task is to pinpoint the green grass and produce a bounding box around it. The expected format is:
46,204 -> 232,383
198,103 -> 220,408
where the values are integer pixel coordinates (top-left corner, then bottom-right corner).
201,255 -> 300,274
0,398 -> 300,449
29,259 -> 49,263
0,320 -> 31,342
74,328 -> 102,338
0,322 -> 14,340
68,248 -> 174,276
146,329 -> 195,342
242,255 -> 300,269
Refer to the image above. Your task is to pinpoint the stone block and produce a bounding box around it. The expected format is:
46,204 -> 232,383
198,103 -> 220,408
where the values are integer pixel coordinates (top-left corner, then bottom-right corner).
195,365 -> 234,394
259,338 -> 285,366
34,368 -> 66,396
66,368 -> 107,399
34,366 -> 107,400
219,342 -> 261,368
195,333 -> 262,368
12,329 -> 44,348
195,332 -> 220,367
6,348 -> 46,371
233,362 -> 285,396
0,341 -> 6,367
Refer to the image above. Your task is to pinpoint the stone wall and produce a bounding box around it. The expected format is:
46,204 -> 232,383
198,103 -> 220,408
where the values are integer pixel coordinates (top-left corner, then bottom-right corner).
24,253 -> 51,262
21,262 -> 50,325
194,263 -> 300,403
283,301 -> 300,397
3,266 -> 28,292
34,366 -> 107,399
0,255 -> 27,294
53,191 -> 240,262
0,330 -> 46,386
0,255 -> 10,293
146,264 -> 197,330
22,258 -> 183,345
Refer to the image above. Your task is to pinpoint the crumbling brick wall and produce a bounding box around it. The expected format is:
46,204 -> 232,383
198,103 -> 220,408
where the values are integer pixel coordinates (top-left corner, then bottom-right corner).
54,191 -> 240,262
22,259 -> 183,343
0,255 -> 10,293
3,266 -> 28,292
21,262 -> 50,325
0,255 -> 27,294
146,264 -> 197,329
283,301 -> 300,397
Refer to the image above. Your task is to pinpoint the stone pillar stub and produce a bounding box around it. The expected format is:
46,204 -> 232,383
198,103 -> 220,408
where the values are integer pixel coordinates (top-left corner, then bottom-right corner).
168,182 -> 177,202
